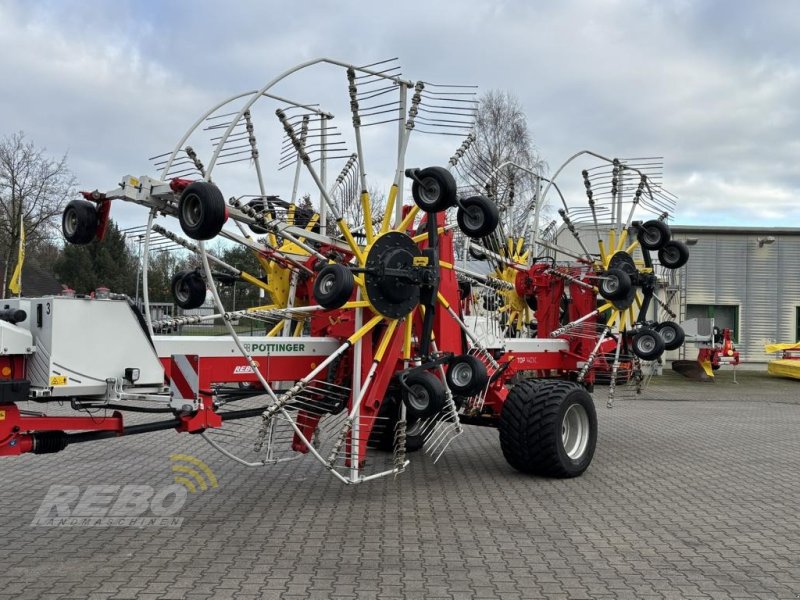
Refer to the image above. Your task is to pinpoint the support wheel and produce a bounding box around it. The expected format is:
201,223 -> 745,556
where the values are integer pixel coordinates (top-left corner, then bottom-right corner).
410,166 -> 457,213
631,327 -> 665,360
171,270 -> 207,309
402,370 -> 446,421
499,379 -> 597,478
598,268 -> 632,301
313,264 -> 354,309
369,393 -> 425,453
178,181 -> 227,240
658,240 -> 690,269
457,196 -> 500,238
638,219 -> 671,250
446,355 -> 489,396
655,321 -> 685,350
62,200 -> 98,245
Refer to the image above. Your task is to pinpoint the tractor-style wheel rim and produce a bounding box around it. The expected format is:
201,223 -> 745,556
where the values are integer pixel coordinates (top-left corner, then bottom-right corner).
464,206 -> 484,230
175,280 -> 190,302
64,209 -> 78,235
183,194 -> 203,227
637,334 -> 656,353
417,178 -> 441,206
319,274 -> 335,295
450,362 -> 473,387
407,384 -> 430,412
562,403 -> 590,460
603,275 -> 619,293
407,420 -> 425,437
660,328 -> 675,344
642,226 -> 661,246
663,246 -> 679,263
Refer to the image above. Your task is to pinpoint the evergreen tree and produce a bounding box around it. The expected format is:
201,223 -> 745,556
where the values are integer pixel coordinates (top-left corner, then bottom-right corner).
55,220 -> 137,295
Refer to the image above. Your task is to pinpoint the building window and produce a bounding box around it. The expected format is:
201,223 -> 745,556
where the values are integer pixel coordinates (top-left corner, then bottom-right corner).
796,307 -> 800,342
686,304 -> 739,342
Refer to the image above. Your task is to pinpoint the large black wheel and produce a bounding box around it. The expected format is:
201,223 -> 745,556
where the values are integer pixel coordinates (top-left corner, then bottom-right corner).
631,327 -> 665,360
499,379 -> 597,478
446,355 -> 489,396
313,264 -> 354,309
598,268 -> 632,301
410,166 -> 457,213
655,321 -> 685,351
171,270 -> 207,309
178,181 -> 227,240
402,370 -> 446,421
62,199 -> 98,245
456,196 -> 500,238
638,219 -> 671,250
658,240 -> 690,269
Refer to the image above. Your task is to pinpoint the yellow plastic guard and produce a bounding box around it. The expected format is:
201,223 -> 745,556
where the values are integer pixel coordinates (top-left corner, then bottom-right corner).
764,343 -> 800,354
767,359 -> 800,380
700,359 -> 714,378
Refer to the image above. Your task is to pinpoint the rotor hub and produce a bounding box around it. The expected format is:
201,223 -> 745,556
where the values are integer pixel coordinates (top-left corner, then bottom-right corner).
364,232 -> 426,318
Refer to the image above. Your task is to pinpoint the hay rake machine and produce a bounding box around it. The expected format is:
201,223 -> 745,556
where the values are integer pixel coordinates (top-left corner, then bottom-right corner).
452,151 -> 690,407
0,59 -> 688,483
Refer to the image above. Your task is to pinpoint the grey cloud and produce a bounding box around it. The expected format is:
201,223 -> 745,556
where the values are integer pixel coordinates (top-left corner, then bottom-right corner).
1,0 -> 797,230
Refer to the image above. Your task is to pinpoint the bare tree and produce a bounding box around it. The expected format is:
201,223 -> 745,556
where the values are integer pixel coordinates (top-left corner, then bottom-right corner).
340,184 -> 386,236
0,132 -> 76,297
454,90 -> 545,238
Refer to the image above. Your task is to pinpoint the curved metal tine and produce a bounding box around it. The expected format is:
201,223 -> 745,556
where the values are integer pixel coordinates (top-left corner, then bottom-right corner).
354,66 -> 403,82
356,56 -> 401,71
355,85 -> 398,103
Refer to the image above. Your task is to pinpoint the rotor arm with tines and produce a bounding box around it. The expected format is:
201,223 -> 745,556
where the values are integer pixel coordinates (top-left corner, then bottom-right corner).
558,208 -> 593,260
448,132 -> 475,169
405,81 -> 424,131
184,146 -> 206,179
582,169 -> 602,242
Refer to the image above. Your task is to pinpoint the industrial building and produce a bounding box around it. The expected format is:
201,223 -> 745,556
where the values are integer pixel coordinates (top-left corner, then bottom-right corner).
669,226 -> 800,362
549,222 -> 800,363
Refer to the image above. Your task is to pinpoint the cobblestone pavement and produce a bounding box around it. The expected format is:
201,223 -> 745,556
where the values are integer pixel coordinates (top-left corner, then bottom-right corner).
1,369 -> 799,599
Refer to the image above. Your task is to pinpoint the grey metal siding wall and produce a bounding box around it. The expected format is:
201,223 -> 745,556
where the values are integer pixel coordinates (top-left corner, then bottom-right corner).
556,224 -> 800,362
777,234 -> 800,347
682,232 -> 800,362
743,236 -> 778,361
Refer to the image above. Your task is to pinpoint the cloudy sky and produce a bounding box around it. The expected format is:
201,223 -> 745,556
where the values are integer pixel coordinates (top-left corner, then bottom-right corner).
1,0 -> 798,231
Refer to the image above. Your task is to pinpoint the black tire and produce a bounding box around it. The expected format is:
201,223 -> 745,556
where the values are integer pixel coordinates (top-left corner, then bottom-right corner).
499,379 -> 597,478
631,327 -> 665,360
658,240 -> 690,269
402,370 -> 446,421
638,219 -> 671,250
655,321 -> 685,351
456,196 -> 500,238
369,394 -> 425,453
410,166 -> 457,213
171,271 -> 207,309
313,264 -> 354,309
598,268 -> 632,301
446,355 -> 489,396
178,181 -> 227,240
62,199 -> 98,245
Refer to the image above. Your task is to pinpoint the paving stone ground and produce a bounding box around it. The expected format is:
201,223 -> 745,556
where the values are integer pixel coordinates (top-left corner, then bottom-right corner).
1,368 -> 799,599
